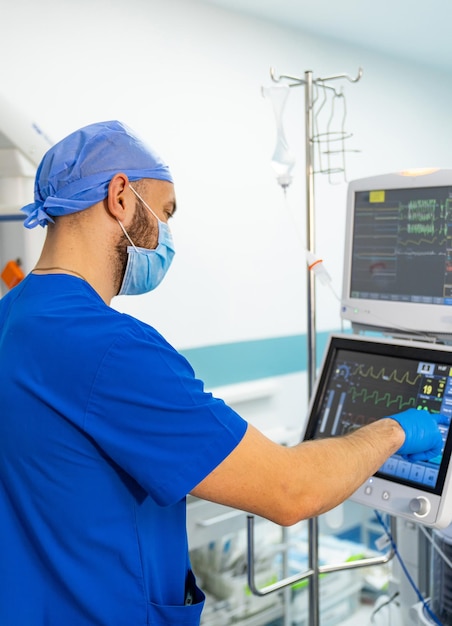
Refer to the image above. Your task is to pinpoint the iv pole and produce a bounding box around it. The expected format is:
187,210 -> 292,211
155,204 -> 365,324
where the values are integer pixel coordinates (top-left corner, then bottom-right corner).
305,70 -> 320,626
247,66 -> 397,626
267,65 -> 363,392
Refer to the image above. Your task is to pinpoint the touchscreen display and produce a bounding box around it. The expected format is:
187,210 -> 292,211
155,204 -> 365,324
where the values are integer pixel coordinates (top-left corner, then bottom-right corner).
305,339 -> 452,495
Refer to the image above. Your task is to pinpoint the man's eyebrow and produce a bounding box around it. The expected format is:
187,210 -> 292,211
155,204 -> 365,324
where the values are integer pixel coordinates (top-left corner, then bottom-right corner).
166,200 -> 177,216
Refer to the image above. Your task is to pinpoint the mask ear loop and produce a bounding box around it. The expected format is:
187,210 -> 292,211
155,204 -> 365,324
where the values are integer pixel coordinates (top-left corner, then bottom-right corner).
117,218 -> 138,252
116,184 -> 143,251
129,184 -> 161,223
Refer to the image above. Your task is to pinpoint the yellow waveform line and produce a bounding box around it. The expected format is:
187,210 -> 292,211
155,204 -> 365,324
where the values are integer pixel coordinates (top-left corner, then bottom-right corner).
398,237 -> 447,246
353,364 -> 421,386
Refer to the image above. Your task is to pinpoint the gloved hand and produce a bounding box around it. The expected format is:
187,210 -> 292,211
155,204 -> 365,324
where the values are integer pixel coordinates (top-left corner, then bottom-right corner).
387,407 -> 447,462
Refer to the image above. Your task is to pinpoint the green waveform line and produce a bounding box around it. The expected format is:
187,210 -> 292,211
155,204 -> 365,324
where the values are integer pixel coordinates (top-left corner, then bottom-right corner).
407,223 -> 435,234
407,200 -> 437,211
350,387 -> 416,410
407,211 -> 436,222
353,365 -> 421,386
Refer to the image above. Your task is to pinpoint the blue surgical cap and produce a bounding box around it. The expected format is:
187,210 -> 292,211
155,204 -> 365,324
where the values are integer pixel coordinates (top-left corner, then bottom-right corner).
21,120 -> 173,228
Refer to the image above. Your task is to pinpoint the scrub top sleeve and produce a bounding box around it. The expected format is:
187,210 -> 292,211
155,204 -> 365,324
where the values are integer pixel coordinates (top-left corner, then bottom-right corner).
84,329 -> 248,506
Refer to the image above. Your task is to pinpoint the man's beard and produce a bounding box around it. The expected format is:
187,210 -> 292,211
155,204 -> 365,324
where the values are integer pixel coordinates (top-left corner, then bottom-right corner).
114,201 -> 158,294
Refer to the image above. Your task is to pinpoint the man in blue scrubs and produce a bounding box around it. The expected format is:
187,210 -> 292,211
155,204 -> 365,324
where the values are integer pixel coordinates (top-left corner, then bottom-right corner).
0,121 -> 443,625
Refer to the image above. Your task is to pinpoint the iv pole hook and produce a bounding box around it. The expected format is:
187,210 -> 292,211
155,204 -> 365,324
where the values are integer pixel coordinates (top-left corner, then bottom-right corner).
270,67 -> 363,91
270,66 -> 305,86
316,67 -> 363,84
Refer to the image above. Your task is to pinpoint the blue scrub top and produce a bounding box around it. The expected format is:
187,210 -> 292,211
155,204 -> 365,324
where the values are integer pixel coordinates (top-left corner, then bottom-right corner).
0,274 -> 247,625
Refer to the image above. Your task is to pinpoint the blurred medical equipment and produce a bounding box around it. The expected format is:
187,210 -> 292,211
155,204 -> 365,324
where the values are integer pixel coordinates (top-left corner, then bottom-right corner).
312,83 -> 352,184
0,93 -> 52,294
262,85 -> 296,191
263,67 -> 362,192
1,258 -> 24,289
0,92 -> 51,217
428,524 -> 452,624
341,168 -> 452,342
305,249 -> 341,303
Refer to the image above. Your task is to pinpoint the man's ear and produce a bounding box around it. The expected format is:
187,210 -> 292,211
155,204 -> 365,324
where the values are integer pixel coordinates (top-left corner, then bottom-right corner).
107,173 -> 130,220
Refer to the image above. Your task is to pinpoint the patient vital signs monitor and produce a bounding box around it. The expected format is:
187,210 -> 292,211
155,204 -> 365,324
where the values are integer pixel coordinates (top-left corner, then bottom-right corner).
303,334 -> 452,528
341,169 -> 452,340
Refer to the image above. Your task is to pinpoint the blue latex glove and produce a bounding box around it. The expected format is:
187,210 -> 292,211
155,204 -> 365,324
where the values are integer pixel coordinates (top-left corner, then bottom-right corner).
387,407 -> 447,462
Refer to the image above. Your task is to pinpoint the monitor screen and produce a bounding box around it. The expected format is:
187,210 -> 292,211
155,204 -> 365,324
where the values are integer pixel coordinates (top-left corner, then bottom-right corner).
341,170 -> 452,339
303,333 -> 452,527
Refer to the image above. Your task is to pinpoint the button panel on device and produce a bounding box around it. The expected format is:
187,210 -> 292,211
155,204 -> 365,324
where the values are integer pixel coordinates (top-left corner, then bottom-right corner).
356,479 -> 438,525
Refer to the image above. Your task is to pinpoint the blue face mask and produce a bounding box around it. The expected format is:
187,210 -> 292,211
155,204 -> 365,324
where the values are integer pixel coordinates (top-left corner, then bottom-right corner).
117,185 -> 175,296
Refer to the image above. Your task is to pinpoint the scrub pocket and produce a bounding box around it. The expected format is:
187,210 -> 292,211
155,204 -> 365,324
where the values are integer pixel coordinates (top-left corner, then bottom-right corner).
147,573 -> 205,626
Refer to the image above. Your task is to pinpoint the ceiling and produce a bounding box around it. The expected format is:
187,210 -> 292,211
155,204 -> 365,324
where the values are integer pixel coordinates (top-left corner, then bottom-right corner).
199,0 -> 452,72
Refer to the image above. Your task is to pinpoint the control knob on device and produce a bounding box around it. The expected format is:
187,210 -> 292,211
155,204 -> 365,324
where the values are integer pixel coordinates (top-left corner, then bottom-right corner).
409,496 -> 430,517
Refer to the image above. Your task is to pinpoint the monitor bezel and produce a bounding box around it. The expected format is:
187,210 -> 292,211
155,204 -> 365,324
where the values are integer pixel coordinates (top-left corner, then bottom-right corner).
303,333 -> 452,499
340,169 -> 452,340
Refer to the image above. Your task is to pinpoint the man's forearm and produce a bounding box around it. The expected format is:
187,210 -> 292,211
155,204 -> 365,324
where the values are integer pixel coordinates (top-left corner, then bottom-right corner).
192,418 -> 407,526
284,417 -> 406,521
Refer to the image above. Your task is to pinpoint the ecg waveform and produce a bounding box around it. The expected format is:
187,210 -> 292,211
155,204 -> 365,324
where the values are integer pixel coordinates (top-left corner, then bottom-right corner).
324,355 -> 429,431
351,192 -> 452,297
337,364 -> 421,416
398,201 -> 448,248
407,199 -> 437,218
351,364 -> 421,386
348,387 -> 416,411
395,201 -> 444,249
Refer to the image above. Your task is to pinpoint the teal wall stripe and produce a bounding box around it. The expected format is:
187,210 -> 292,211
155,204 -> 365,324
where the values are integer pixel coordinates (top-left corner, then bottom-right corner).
180,330 -> 337,388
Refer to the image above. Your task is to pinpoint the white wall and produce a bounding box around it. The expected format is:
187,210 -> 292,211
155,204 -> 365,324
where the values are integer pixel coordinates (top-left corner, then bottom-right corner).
2,0 -> 452,350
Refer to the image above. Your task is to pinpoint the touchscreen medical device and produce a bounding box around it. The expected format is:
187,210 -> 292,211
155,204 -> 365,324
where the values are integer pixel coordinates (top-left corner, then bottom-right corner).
303,333 -> 452,528
340,169 -> 452,341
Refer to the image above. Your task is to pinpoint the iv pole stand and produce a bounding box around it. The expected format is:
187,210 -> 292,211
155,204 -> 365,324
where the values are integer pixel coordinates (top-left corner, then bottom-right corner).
304,70 -> 321,626
246,65 -> 397,626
